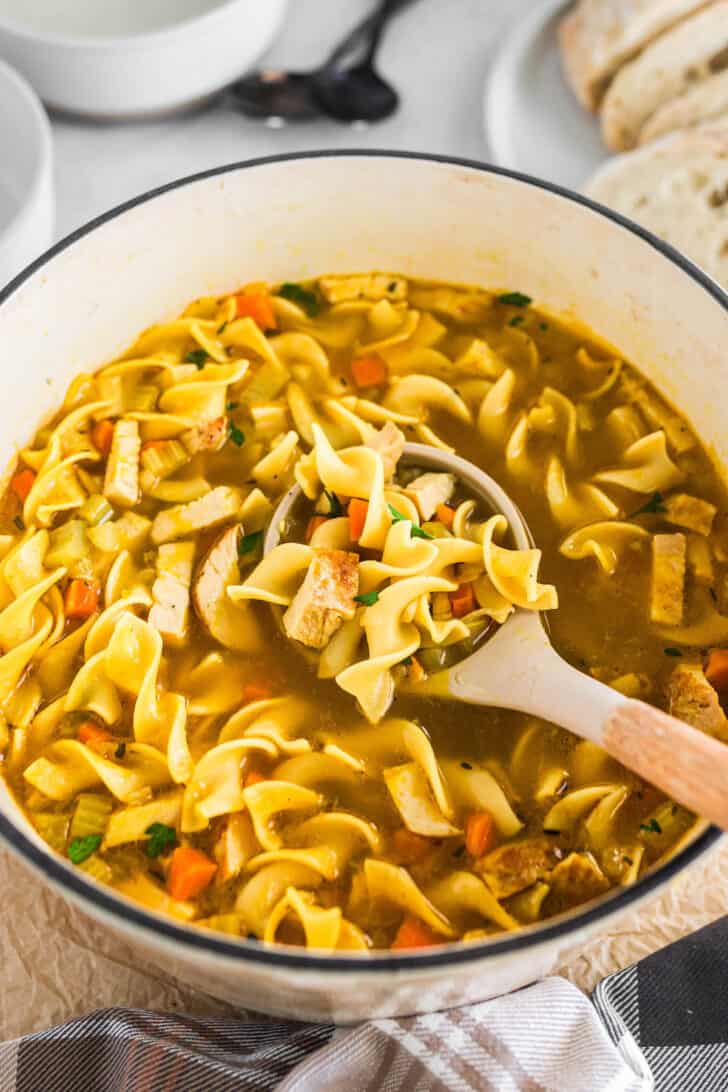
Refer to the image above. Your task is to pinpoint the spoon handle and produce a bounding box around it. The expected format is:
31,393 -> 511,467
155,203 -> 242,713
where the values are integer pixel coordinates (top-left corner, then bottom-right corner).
602,700 -> 728,830
448,611 -> 728,830
326,0 -> 419,69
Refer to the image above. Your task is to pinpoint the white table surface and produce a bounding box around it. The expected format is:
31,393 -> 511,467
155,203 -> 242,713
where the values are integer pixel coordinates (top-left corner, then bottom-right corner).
51,0 -> 533,240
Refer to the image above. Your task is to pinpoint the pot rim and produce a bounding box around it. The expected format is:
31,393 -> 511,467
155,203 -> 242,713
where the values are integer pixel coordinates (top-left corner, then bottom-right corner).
0,148 -> 723,974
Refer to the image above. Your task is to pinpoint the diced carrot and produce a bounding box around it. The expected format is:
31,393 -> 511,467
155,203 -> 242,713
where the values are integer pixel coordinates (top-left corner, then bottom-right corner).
64,578 -> 101,619
244,769 -> 266,788
390,915 -> 440,951
306,515 -> 328,542
351,355 -> 388,388
391,828 -> 432,865
705,648 -> 728,692
236,292 -> 277,331
449,582 -> 475,618
78,721 -> 113,750
436,504 -> 455,529
407,655 -> 427,684
167,846 -> 218,900
243,683 -> 271,704
91,419 -> 115,456
348,498 -> 369,542
464,810 -> 497,859
10,468 -> 36,504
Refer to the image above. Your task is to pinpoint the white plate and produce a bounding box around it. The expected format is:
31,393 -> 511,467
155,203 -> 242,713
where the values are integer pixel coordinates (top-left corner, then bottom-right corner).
483,0 -> 607,192
0,60 -> 53,288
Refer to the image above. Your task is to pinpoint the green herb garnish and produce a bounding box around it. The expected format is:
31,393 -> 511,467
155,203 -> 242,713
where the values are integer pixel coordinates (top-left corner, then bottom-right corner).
114,742 -> 126,760
640,818 -> 662,834
388,281 -> 398,292
460,761 -> 473,770
13,516 -> 24,531
229,425 -> 245,447
217,322 -> 228,335
623,855 -> 634,866
145,822 -> 177,859
540,322 -> 549,331
387,504 -> 434,539
498,291 -> 532,308
185,349 -> 208,369
355,591 -> 380,606
324,489 -> 343,518
632,492 -> 667,517
239,530 -> 263,556
226,401 -> 239,412
69,834 -> 102,864
402,656 -> 413,666
509,315 -> 524,327
663,647 -> 683,657
277,282 -> 320,317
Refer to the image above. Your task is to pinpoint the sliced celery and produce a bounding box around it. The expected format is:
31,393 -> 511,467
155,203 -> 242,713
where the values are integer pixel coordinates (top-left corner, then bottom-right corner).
33,812 -> 70,853
78,854 -> 114,885
79,493 -> 115,526
69,793 -> 113,840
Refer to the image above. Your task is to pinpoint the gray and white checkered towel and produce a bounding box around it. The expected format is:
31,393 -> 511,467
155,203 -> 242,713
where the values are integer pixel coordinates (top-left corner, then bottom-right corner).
6,915 -> 728,1092
0,976 -> 648,1092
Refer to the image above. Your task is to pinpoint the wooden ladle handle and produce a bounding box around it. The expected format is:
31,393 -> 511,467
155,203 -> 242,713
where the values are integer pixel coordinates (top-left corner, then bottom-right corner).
603,699 -> 728,830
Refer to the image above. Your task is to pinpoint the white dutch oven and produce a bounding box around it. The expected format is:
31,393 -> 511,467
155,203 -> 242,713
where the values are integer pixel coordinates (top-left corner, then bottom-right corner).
0,153 -> 724,1023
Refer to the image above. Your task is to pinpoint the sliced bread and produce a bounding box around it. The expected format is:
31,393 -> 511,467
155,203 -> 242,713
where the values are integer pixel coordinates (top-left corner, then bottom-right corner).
601,2 -> 728,151
558,0 -> 710,111
640,68 -> 728,142
585,124 -> 728,284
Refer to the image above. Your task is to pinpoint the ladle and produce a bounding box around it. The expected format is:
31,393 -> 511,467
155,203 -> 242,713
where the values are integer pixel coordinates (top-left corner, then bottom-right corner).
265,442 -> 728,831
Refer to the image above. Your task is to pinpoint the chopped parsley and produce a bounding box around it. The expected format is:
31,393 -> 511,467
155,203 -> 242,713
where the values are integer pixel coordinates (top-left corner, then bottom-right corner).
460,761 -> 473,770
229,425 -> 245,447
217,321 -> 228,335
239,530 -> 263,556
68,834 -> 102,864
632,491 -> 667,517
355,591 -> 380,606
13,516 -> 24,531
622,855 -> 634,866
114,742 -> 126,760
663,647 -> 683,657
145,822 -> 177,859
498,291 -> 532,308
226,400 -> 239,412
277,282 -> 320,317
640,818 -> 663,834
324,489 -> 343,518
387,504 -> 434,539
185,349 -> 208,369
388,281 -> 398,292
540,322 -> 549,331
509,315 -> 524,327
402,656 -> 413,666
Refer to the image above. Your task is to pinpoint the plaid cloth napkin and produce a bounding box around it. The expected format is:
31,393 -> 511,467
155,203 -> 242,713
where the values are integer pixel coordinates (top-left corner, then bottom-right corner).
2,917 -> 727,1091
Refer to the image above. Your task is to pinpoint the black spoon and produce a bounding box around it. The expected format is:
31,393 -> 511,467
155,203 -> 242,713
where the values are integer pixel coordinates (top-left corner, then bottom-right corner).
231,0 -> 416,123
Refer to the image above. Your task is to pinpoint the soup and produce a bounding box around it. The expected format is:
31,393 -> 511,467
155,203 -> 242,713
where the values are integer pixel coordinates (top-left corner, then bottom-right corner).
1,273 -> 726,951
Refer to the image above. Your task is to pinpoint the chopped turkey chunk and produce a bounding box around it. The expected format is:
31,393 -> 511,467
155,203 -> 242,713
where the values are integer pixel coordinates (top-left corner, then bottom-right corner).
103,420 -> 140,508
666,661 -> 728,740
477,837 -> 561,899
547,852 -> 609,912
318,274 -> 406,304
149,542 -> 195,645
365,421 -> 406,480
182,416 -> 229,456
663,493 -> 717,537
407,285 -> 493,323
650,533 -> 686,626
150,486 -> 242,544
405,472 -> 456,522
283,548 -> 359,649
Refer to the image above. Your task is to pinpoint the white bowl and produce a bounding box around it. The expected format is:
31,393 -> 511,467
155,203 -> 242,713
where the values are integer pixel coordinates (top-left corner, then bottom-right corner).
0,152 -> 725,1022
0,60 -> 52,288
0,0 -> 288,119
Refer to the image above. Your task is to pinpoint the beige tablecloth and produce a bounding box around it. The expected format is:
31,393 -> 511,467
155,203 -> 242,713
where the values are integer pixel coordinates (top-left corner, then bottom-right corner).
2,840 -> 727,1040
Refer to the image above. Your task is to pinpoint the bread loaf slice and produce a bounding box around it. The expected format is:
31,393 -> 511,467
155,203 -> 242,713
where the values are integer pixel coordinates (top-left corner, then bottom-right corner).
640,69 -> 728,143
585,124 -> 728,284
601,3 -> 728,151
558,0 -> 710,111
